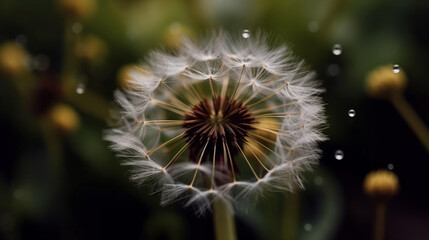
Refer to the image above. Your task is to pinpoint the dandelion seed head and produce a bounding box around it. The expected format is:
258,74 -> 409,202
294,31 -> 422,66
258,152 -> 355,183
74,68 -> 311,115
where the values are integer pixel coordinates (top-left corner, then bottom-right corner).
105,31 -> 326,214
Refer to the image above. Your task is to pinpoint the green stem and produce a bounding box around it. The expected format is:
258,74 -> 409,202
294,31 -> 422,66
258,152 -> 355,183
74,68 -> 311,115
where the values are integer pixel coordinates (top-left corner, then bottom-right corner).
282,192 -> 300,240
213,200 -> 237,240
391,94 -> 429,154
374,202 -> 386,240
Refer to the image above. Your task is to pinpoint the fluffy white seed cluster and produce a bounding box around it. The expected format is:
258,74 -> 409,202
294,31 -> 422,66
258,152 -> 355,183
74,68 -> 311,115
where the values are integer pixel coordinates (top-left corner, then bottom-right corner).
105,31 -> 326,215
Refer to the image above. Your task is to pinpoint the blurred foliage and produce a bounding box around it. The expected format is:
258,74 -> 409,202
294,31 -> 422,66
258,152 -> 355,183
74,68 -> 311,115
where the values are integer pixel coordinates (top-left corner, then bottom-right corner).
1,0 -> 429,239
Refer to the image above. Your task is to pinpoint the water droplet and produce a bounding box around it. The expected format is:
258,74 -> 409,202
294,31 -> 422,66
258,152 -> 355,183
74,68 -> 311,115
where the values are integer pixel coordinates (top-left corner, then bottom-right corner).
72,22 -> 83,34
332,44 -> 342,55
76,83 -> 85,94
314,176 -> 324,186
327,63 -> 340,77
348,109 -> 356,117
308,21 -> 319,33
388,163 -> 394,170
304,223 -> 312,231
393,64 -> 400,73
242,29 -> 250,39
335,150 -> 344,160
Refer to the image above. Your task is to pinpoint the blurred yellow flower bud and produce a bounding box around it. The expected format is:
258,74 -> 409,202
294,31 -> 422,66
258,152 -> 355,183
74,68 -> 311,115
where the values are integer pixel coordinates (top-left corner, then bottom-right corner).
363,170 -> 399,200
0,42 -> 28,77
49,103 -> 80,133
163,22 -> 193,50
75,34 -> 107,65
59,0 -> 96,20
366,65 -> 407,99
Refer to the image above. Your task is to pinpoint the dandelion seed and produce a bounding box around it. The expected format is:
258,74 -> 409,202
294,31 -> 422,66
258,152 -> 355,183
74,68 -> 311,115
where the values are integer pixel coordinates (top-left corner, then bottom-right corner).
104,31 -> 326,214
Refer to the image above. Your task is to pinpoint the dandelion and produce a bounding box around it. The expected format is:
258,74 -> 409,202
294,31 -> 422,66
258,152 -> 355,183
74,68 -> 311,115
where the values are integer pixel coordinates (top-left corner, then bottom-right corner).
104,31 -> 326,214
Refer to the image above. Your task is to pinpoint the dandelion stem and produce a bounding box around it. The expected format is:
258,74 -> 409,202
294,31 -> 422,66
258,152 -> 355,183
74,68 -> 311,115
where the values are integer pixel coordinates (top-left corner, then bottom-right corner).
282,193 -> 300,240
213,199 -> 237,240
374,202 -> 386,240
390,94 -> 429,154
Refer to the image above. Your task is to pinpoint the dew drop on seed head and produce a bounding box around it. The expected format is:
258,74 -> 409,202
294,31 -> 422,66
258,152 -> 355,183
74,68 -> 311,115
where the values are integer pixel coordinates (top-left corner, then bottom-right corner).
304,223 -> 312,231
242,29 -> 250,39
348,109 -> 356,117
332,44 -> 342,55
76,83 -> 85,94
388,163 -> 394,170
335,150 -> 344,160
393,64 -> 400,73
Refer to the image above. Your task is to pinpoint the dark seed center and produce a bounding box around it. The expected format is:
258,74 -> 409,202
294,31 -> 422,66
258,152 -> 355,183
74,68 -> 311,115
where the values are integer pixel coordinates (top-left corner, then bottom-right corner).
183,96 -> 256,174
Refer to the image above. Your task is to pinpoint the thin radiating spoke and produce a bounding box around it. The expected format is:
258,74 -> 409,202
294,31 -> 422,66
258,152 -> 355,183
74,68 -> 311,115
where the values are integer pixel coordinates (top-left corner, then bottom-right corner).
147,132 -> 185,156
189,140 -> 210,187
163,141 -> 190,169
249,131 -> 294,152
235,142 -> 260,180
210,143 -> 217,189
252,101 -> 298,114
246,81 -> 289,108
223,139 -> 236,183
231,65 -> 245,100
245,143 -> 271,171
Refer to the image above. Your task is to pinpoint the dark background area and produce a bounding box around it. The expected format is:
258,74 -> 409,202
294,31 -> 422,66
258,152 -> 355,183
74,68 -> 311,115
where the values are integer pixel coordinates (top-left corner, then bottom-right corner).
1,0 -> 429,239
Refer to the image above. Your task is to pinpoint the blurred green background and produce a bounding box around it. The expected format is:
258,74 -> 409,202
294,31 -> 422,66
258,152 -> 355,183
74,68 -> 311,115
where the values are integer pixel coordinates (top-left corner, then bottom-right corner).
1,0 -> 429,239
